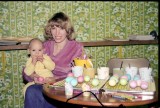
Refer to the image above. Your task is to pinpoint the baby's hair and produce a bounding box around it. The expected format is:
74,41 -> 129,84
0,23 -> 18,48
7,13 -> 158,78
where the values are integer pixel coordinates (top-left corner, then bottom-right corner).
28,38 -> 43,48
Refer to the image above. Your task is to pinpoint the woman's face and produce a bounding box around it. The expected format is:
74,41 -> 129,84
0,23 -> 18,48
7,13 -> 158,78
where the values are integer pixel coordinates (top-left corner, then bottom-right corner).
51,25 -> 68,43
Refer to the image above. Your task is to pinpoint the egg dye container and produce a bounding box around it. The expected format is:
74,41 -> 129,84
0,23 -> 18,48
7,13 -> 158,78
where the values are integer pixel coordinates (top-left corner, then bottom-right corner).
73,58 -> 93,68
72,66 -> 83,77
125,67 -> 138,80
83,68 -> 96,79
113,68 -> 125,77
97,67 -> 109,80
65,82 -> 73,96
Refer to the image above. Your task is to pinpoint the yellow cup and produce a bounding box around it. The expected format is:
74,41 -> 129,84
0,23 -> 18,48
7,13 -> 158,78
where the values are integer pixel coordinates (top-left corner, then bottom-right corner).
73,58 -> 93,68
83,68 -> 96,79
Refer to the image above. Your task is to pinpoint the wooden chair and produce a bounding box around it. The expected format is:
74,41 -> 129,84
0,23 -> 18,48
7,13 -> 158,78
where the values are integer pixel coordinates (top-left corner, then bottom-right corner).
107,58 -> 150,74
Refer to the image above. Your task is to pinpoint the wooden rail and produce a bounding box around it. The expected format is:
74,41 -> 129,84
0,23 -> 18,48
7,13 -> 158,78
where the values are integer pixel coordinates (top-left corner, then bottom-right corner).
0,40 -> 158,51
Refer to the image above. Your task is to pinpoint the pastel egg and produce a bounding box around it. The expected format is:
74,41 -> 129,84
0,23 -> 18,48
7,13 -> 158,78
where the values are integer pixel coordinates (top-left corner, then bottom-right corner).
120,75 -> 128,80
133,75 -> 140,81
141,81 -> 148,90
67,72 -> 74,77
110,76 -> 118,83
136,80 -> 142,86
38,77 -> 44,82
129,80 -> 137,88
77,76 -> 84,83
120,78 -> 127,86
113,74 -> 119,79
109,79 -> 116,86
125,74 -> 131,81
84,76 -> 90,82
92,78 -> 99,86
70,78 -> 78,86
65,76 -> 74,83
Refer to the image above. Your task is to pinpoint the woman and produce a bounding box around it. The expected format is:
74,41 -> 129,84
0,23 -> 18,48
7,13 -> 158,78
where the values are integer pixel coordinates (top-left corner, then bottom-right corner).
23,12 -> 84,108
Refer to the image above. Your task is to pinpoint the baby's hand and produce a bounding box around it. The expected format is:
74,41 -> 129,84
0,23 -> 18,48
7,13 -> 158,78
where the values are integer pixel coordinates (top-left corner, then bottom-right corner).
32,56 -> 38,65
37,56 -> 43,62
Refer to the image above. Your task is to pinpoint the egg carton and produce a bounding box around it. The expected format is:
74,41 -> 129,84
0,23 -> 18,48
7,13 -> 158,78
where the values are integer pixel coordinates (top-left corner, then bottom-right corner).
101,79 -> 156,95
49,77 -> 109,92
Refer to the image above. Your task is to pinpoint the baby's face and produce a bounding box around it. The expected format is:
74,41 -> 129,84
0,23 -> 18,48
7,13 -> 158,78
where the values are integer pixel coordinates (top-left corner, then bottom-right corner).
29,40 -> 44,57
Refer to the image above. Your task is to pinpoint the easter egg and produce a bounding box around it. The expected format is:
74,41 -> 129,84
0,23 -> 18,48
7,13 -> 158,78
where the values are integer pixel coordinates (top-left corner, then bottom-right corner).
129,80 -> 137,88
141,81 -> 148,90
77,76 -> 84,83
136,80 -> 142,86
120,78 -> 127,86
92,78 -> 99,86
67,72 -> 74,77
125,74 -> 131,81
65,76 -> 74,83
110,76 -> 118,83
120,75 -> 128,80
113,74 -> 119,79
70,78 -> 78,86
38,77 -> 44,82
84,76 -> 90,82
109,79 -> 116,86
133,75 -> 140,81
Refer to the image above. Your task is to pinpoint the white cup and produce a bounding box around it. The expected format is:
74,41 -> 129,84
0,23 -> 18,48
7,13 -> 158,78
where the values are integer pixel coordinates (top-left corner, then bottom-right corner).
97,67 -> 109,79
65,82 -> 73,96
125,67 -> 138,80
72,66 -> 83,77
139,67 -> 152,82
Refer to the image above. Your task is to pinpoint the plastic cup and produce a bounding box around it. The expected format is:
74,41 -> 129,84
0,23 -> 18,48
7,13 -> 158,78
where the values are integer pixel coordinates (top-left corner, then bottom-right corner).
72,66 -> 83,77
97,67 -> 109,79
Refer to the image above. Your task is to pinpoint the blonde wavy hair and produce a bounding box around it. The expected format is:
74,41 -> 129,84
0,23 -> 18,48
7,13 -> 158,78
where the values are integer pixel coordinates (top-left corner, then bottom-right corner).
44,12 -> 75,40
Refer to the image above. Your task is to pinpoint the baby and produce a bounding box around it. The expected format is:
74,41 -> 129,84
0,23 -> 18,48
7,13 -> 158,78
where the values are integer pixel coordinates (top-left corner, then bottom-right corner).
23,38 -> 55,97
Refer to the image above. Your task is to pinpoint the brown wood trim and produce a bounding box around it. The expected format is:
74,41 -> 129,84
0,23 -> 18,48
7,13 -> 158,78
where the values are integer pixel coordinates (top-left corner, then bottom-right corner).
0,40 -> 158,51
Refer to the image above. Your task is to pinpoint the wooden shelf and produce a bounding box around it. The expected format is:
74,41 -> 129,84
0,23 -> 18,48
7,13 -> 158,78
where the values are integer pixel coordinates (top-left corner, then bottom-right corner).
0,40 -> 158,51
82,40 -> 158,47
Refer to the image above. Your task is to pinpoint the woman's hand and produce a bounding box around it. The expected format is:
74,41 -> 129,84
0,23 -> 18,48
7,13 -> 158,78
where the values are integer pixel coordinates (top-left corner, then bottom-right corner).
45,77 -> 56,84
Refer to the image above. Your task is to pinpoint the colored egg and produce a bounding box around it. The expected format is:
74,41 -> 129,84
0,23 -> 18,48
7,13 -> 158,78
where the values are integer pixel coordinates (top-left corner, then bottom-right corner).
67,72 -> 74,77
38,77 -> 44,82
70,78 -> 78,86
109,79 -> 116,86
141,81 -> 148,90
77,76 -> 84,83
113,74 -> 119,79
84,76 -> 90,82
133,75 -> 140,81
92,78 -> 99,86
129,80 -> 137,88
120,75 -> 128,80
120,78 -> 127,86
110,76 -> 118,83
125,74 -> 131,81
136,80 -> 142,86
65,76 -> 74,83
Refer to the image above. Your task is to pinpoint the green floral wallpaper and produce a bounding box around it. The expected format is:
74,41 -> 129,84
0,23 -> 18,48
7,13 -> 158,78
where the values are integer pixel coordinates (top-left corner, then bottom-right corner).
0,1 -> 158,108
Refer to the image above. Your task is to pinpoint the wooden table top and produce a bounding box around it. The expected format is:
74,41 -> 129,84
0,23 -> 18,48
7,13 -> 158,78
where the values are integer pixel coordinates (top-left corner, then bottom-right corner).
42,78 -> 158,107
